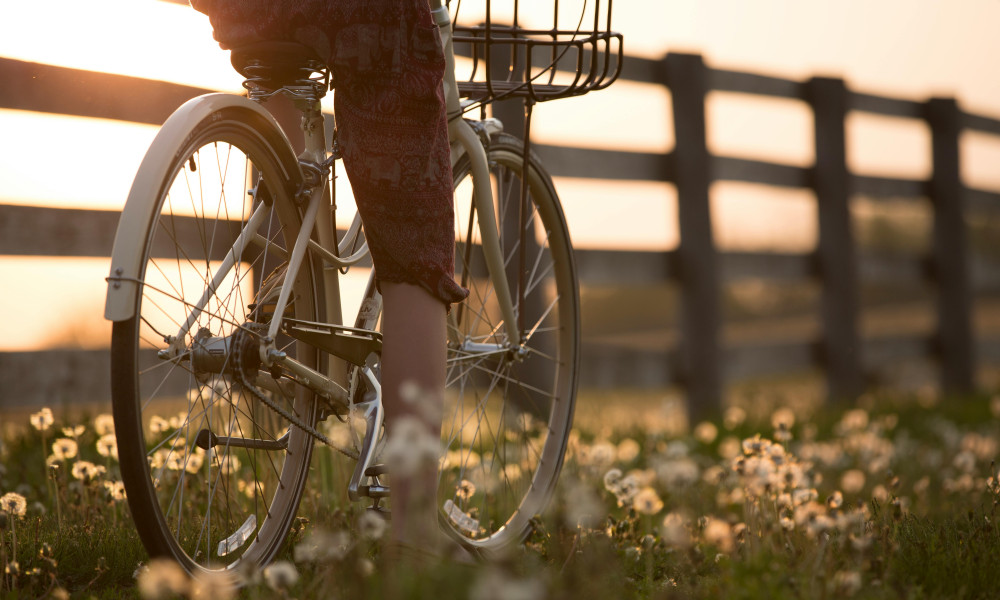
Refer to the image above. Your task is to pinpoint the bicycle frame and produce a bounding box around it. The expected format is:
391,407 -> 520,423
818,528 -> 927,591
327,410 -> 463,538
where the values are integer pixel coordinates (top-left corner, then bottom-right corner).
104,0 -> 523,499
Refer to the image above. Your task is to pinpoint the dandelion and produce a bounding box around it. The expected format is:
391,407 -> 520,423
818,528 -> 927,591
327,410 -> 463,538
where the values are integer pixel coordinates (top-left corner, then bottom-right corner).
662,512 -> 692,548
94,414 -> 115,436
723,406 -> 746,430
633,487 -> 664,515
383,416 -> 441,476
149,416 -> 170,435
293,529 -> 351,563
357,510 -> 387,540
104,480 -> 127,502
96,434 -> 119,461
51,438 -> 78,461
0,492 -> 27,518
603,468 -> 623,492
356,557 -> 375,577
771,407 -> 796,430
137,558 -> 189,600
832,570 -> 863,596
717,436 -> 742,460
840,469 -> 866,494
827,491 -> 844,509
702,518 -> 734,553
616,438 -> 641,463
190,570 -> 235,600
694,421 -> 718,444
72,461 -> 104,482
61,425 -> 85,438
30,408 -> 54,432
263,560 -> 299,590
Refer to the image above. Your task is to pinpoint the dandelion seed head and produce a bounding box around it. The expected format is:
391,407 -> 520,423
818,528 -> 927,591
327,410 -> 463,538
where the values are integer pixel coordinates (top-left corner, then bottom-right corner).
94,414 -> 115,436
616,438 -> 641,463
717,436 -> 742,460
96,434 -> 118,460
832,570 -> 863,596
694,421 -> 718,444
702,517 -> 734,553
51,438 -> 78,461
263,560 -> 299,591
149,416 -> 170,435
662,512 -> 692,548
104,480 -> 127,502
189,570 -> 235,600
30,408 -> 54,432
0,492 -> 27,518
137,558 -> 189,600
603,468 -> 623,492
71,461 -> 104,482
455,479 -> 477,502
61,425 -> 84,438
723,406 -> 746,430
633,487 -> 664,515
357,510 -> 387,540
356,557 -> 375,577
840,469 -> 866,494
771,407 -> 796,431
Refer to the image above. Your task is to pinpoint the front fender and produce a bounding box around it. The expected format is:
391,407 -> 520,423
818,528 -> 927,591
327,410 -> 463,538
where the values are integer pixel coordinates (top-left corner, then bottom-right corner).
104,93 -> 300,322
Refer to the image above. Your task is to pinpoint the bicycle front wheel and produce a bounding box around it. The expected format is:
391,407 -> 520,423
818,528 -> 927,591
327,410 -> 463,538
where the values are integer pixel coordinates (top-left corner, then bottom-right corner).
110,99 -> 324,574
441,132 -> 580,553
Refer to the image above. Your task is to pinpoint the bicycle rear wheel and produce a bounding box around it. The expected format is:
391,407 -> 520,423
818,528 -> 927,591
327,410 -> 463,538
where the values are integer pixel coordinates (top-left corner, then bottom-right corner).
441,132 -> 579,553
110,99 -> 324,574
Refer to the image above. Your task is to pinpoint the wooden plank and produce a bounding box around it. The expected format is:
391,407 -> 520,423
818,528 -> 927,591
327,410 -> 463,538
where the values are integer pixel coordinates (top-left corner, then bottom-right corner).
809,76 -> 864,400
0,205 -> 119,257
927,97 -> 975,392
863,335 -> 933,369
575,248 -> 676,286
963,111 -> 1000,136
965,187 -> 1000,213
0,58 -> 211,125
852,174 -> 928,199
713,156 -> 811,188
850,92 -> 924,119
533,144 -> 670,182
577,345 -> 676,388
858,253 -> 929,286
721,252 -> 815,282
708,68 -> 806,100
663,53 -> 722,418
725,341 -> 818,381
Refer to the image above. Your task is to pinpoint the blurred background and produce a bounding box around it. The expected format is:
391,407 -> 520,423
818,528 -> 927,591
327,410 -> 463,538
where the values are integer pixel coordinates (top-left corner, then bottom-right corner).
2,0 -> 1000,419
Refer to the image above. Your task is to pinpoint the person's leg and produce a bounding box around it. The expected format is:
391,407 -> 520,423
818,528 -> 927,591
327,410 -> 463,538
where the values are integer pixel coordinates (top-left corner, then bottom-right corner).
379,281 -> 447,548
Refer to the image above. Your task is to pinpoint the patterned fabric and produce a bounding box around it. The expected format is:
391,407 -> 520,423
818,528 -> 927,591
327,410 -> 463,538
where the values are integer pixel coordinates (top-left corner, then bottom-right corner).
191,0 -> 468,305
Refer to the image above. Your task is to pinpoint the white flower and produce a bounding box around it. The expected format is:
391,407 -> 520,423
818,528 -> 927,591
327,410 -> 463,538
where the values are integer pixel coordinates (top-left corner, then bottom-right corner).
94,414 -> 115,436
30,408 -> 54,432
357,510 -> 387,540
104,480 -> 127,502
616,438 -> 641,463
455,479 -> 477,502
51,438 -> 78,461
263,560 -> 299,590
137,559 -> 189,600
72,461 -> 104,482
96,434 -> 118,460
149,415 -> 170,435
1,492 -> 27,517
62,425 -> 85,438
693,421 -> 718,444
190,570 -> 235,600
632,487 -> 664,515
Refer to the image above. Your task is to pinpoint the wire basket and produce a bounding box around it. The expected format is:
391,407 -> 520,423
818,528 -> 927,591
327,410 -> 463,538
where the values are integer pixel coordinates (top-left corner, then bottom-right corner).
447,0 -> 623,107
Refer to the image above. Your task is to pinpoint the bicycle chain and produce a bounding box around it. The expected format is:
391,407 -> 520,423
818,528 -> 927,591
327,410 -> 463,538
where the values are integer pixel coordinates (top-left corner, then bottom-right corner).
237,368 -> 360,461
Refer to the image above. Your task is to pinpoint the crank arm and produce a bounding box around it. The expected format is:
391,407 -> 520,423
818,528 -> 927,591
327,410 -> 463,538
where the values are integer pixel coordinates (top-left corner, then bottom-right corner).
194,428 -> 289,452
348,366 -> 384,501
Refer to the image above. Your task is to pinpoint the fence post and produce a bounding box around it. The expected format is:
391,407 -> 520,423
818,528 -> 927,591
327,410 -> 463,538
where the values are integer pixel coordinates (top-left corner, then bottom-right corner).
926,97 -> 975,394
807,77 -> 864,401
663,53 -> 721,419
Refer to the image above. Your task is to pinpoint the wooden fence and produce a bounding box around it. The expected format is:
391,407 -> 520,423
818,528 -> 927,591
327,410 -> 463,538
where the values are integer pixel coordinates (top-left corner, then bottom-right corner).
2,51 -> 1000,417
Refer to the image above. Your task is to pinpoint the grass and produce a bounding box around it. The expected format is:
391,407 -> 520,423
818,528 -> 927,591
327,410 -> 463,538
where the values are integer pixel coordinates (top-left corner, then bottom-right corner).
2,389 -> 999,599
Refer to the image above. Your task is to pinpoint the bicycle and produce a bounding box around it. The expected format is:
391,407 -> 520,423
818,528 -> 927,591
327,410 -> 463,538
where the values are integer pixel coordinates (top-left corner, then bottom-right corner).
104,0 -> 621,575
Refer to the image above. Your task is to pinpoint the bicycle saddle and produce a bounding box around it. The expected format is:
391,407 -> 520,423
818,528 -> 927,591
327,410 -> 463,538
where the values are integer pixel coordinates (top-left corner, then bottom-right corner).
230,41 -> 328,90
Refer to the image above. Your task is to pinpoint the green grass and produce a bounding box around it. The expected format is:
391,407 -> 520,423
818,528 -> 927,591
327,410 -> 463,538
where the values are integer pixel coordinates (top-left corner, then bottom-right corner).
2,389 -> 999,599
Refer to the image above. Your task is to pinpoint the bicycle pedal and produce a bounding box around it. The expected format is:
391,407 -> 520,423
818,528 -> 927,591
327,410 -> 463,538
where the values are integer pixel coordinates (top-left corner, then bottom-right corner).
364,464 -> 389,477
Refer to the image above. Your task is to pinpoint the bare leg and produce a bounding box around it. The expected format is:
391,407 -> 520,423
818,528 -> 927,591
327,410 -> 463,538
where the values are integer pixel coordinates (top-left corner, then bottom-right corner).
380,281 -> 446,548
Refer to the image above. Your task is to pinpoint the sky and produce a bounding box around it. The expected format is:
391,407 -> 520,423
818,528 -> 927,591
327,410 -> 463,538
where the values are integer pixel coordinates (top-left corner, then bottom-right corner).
1,0 -> 999,351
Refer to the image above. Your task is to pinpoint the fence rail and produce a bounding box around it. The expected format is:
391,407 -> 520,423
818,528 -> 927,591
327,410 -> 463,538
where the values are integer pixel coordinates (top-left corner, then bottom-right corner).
3,48 -> 1000,417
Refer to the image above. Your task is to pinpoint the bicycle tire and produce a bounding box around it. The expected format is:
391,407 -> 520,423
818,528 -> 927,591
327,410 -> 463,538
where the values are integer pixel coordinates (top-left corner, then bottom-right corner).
440,132 -> 580,553
110,97 -> 324,575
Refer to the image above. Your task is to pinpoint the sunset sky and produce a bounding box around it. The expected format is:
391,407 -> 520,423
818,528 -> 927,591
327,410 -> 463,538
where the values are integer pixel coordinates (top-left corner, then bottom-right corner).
2,0 -> 999,350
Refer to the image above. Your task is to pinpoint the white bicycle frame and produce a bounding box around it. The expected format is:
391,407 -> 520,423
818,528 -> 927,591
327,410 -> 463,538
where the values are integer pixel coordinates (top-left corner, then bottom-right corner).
103,0 -> 521,499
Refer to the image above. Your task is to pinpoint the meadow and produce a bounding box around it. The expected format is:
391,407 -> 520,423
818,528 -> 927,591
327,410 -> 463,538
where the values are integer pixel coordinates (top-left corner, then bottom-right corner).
1,387 -> 999,599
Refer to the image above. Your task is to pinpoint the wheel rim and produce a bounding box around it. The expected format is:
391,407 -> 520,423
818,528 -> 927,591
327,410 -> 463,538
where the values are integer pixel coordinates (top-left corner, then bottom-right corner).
115,125 -> 320,572
440,139 -> 578,549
